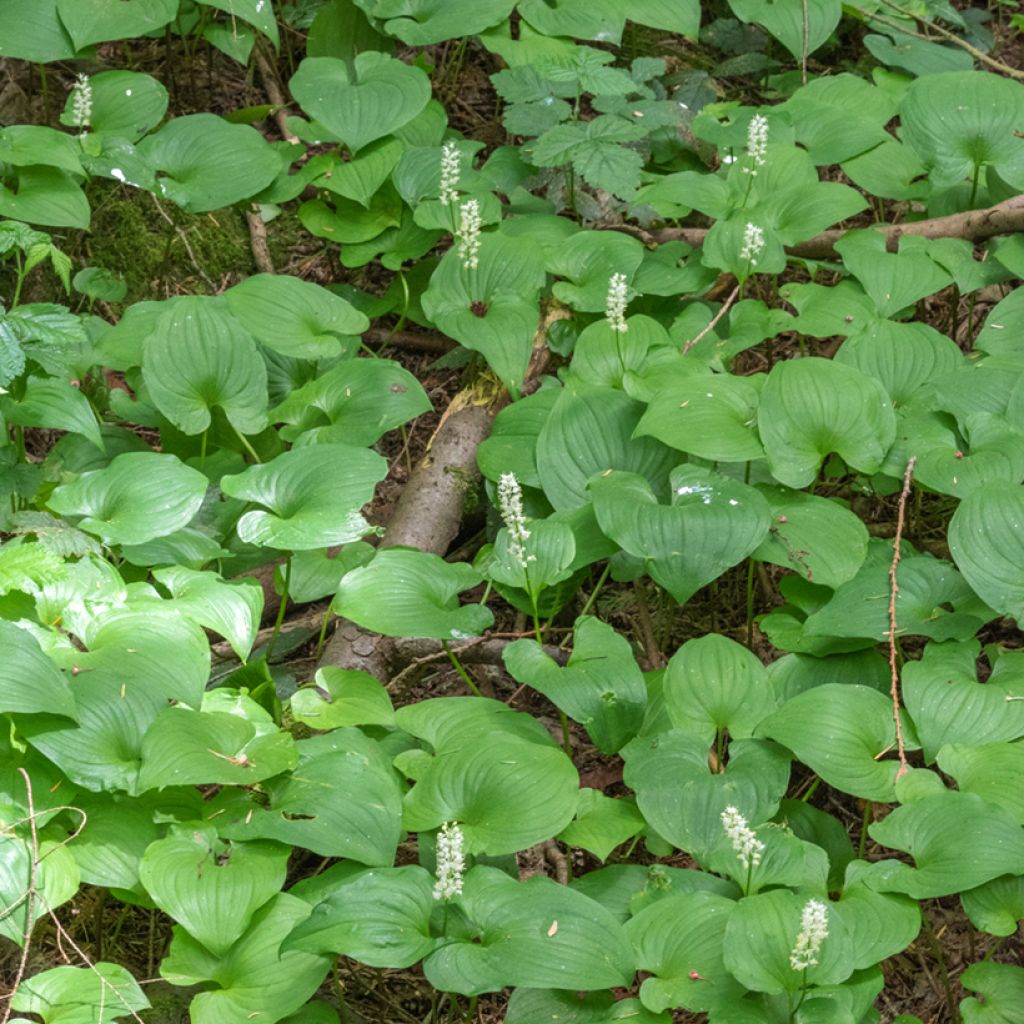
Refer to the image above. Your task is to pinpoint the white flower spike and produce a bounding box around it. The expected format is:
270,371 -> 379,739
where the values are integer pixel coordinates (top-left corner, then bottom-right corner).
740,222 -> 765,266
606,272 -> 629,333
439,140 -> 461,205
71,73 -> 92,130
790,898 -> 830,971
498,472 -> 533,570
745,113 -> 768,174
721,805 -> 765,870
432,821 -> 466,901
458,198 -> 481,269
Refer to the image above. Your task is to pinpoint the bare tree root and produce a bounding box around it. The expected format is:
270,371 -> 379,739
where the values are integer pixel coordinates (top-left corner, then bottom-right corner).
641,193 -> 1024,260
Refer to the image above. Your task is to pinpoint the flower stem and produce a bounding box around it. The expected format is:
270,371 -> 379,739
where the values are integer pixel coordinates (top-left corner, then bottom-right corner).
266,556 -> 290,662
442,640 -> 482,697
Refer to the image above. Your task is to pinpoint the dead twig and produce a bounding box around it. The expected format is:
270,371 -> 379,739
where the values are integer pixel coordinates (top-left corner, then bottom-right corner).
887,456 -> 917,781
682,284 -> 740,355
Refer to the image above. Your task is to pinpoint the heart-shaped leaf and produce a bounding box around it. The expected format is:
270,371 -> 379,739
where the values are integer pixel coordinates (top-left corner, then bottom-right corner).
221,444 -> 387,550
960,962 -> 1024,1024
139,827 -> 289,956
558,789 -> 645,862
333,548 -> 493,639
56,0 -> 178,48
758,357 -> 896,488
143,296 -> 268,436
422,866 -> 635,995
284,864 -> 435,967
949,482 -> 1024,627
290,667 -> 395,730
48,452 -> 208,546
589,465 -> 770,604
663,633 -> 778,746
63,70 -> 168,142
537,384 -> 676,510
961,876 -> 1024,937
503,615 -> 647,753
1,837 -> 79,947
937,742 -> 1024,825
402,731 -> 579,855
161,893 -> 331,1024
421,232 -> 546,394
866,792 -> 1024,898
728,0 -> 841,59
757,684 -> 900,802
12,963 -> 148,1024
138,115 -> 281,212
225,275 -> 369,361
0,620 -> 76,720
290,54 -> 431,153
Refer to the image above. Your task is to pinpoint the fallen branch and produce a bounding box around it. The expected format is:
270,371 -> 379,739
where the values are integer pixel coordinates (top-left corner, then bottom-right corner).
683,284 -> 739,354
887,457 -> 916,782
647,193 -> 1024,260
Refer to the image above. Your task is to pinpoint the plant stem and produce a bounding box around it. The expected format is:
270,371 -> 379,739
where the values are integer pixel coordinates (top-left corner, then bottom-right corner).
858,800 -> 872,861
232,425 -> 263,463
745,558 -> 756,646
921,911 -> 961,1024
315,606 -> 332,661
266,556 -> 290,661
576,562 -> 611,621
442,640 -> 482,697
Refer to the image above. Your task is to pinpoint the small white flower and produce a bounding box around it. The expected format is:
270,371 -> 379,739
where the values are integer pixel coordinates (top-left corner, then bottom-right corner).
432,821 -> 466,900
605,272 -> 629,333
745,113 -> 769,175
790,898 -> 830,971
439,140 -> 461,206
498,472 -> 533,570
457,198 -> 481,269
740,222 -> 765,266
70,73 -> 92,130
721,805 -> 765,869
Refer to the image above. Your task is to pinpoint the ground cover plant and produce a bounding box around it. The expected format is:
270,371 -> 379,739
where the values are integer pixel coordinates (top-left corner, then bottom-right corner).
1,2 -> 1024,1022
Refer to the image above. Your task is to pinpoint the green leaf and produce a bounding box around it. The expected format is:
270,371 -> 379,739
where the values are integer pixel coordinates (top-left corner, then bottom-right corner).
635,372 -> 764,463
589,465 -> 771,604
623,734 -> 790,860
333,548 -> 493,639
422,866 -> 635,995
937,742 -> 1024,825
273,357 -> 431,446
537,384 -> 676,510
62,71 -> 168,142
0,837 -> 80,947
904,641 -> 1024,763
516,0 -> 626,43
757,685 -> 900,802
558,789 -> 645,861
12,964 -> 148,1024
835,320 -> 963,407
421,232 -> 546,395
834,232 -> 951,318
403,732 -> 579,855
477,387 -> 558,489
0,0 -> 76,62
627,891 -> 742,1014
290,54 -> 431,153
221,444 -> 387,550
138,702 -> 297,790
290,667 -> 395,729
284,864 -> 435,967
197,0 -> 280,47
961,876 -> 1024,937
961,962 -> 1024,1024
48,452 -> 209,546
723,890 -> 853,994
0,167 -> 90,230
900,71 -> 1024,191
503,615 -> 647,753
139,115 -> 281,212
728,0 -> 841,58
57,0 -> 178,47
505,989 -> 670,1024
143,296 -> 268,436
663,633 -> 778,746
753,486 -> 868,589
366,0 -> 515,45
836,864 -> 921,970
0,620 -> 76,720
139,827 -> 289,956
550,231 -> 645,314
949,482 -> 1024,627
758,357 -> 897,488
486,518 -> 576,596
867,792 -> 1024,898
161,894 -> 331,1024
153,566 -> 263,660
225,275 -> 369,360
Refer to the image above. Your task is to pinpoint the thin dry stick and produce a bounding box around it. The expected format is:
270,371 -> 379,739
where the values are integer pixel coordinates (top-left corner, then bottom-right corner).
682,284 -> 740,355
1,768 -> 39,1024
150,196 -> 218,292
887,456 -> 917,781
